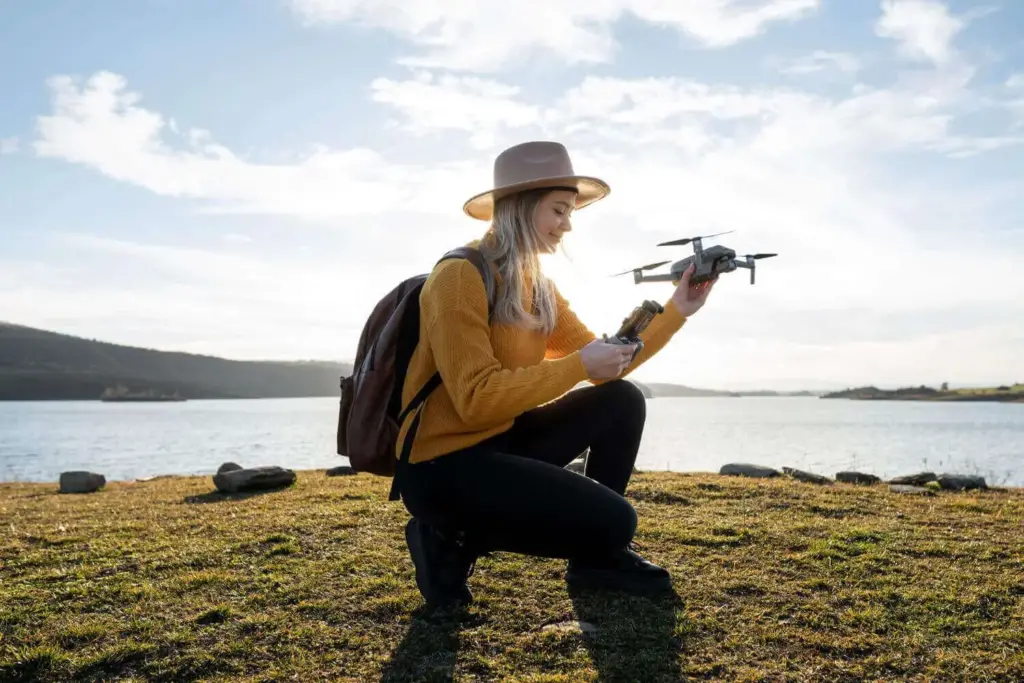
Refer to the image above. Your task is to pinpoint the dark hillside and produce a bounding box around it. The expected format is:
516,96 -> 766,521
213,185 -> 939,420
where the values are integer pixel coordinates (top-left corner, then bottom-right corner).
0,322 -> 351,400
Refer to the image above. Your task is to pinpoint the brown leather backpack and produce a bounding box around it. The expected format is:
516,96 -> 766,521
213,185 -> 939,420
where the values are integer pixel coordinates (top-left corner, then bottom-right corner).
336,247 -> 494,499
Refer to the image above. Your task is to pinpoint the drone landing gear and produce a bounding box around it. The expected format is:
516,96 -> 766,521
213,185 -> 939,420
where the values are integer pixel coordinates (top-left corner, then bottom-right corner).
602,300 -> 664,361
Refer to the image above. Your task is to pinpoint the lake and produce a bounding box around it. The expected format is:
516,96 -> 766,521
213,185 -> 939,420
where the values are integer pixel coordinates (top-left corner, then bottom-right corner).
1,397 -> 1022,487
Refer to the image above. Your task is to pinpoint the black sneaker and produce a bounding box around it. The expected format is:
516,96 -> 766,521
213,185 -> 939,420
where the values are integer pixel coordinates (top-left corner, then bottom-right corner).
565,543 -> 671,593
404,518 -> 476,608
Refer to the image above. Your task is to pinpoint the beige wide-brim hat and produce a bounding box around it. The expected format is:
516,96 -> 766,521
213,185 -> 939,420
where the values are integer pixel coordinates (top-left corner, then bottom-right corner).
463,141 -> 610,221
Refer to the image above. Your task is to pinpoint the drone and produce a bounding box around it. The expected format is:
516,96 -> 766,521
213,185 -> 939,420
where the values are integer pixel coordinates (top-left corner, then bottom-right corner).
612,231 -> 777,285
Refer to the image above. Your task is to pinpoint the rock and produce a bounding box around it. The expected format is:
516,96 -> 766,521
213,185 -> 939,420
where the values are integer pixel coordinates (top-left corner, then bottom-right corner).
889,484 -> 935,496
720,463 -> 780,478
836,471 -> 881,485
59,471 -> 106,494
217,462 -> 244,475
937,474 -> 987,491
888,472 -> 936,486
325,465 -> 357,477
782,467 -> 832,485
541,620 -> 598,635
213,466 -> 296,493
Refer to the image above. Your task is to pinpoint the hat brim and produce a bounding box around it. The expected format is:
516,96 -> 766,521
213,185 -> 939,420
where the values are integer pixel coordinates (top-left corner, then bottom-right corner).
462,176 -> 610,221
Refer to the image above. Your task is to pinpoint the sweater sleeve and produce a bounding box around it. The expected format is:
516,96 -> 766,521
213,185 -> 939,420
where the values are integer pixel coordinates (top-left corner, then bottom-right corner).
546,284 -> 688,384
611,297 -> 688,381
545,285 -> 597,360
421,259 -> 591,428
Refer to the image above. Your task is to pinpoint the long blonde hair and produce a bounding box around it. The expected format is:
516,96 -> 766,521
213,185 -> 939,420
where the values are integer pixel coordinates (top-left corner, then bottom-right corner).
477,188 -> 559,335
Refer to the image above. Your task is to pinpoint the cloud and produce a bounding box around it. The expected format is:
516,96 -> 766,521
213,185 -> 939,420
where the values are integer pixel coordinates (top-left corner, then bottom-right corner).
776,50 -> 861,75
369,71 -> 540,149
0,137 -> 18,154
875,0 -> 964,65
31,72 -> 486,221
288,0 -> 820,71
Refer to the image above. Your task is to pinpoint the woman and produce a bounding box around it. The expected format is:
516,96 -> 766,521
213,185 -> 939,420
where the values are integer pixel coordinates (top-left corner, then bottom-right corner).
396,141 -> 716,608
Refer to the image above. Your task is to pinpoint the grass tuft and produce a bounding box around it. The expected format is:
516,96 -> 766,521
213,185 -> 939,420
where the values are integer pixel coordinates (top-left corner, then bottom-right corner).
1,469 -> 1022,681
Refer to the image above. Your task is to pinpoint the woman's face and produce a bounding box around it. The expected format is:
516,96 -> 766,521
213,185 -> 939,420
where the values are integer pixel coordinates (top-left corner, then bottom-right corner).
532,189 -> 577,253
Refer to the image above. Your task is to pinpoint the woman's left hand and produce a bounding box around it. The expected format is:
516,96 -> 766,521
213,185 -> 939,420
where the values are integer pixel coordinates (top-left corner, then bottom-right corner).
670,264 -> 717,317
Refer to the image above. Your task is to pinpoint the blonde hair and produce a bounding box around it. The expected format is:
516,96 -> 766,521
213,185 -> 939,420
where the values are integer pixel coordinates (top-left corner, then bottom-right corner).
477,188 -> 560,335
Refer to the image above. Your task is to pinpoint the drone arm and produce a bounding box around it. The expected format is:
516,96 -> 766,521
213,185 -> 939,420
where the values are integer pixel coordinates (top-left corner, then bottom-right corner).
732,259 -> 754,284
636,273 -> 677,283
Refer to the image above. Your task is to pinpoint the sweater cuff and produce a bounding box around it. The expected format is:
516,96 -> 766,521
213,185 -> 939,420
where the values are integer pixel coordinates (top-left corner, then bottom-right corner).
556,349 -> 591,386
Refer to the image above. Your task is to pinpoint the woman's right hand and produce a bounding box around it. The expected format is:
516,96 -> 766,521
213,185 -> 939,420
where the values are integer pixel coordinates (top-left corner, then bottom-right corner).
580,339 -> 637,380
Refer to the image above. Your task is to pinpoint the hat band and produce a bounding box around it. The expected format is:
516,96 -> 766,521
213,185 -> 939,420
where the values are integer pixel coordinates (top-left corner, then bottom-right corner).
501,184 -> 578,195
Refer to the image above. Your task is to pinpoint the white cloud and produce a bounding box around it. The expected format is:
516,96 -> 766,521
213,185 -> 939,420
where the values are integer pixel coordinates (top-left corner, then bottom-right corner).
875,0 -> 964,65
369,71 -> 540,149
288,0 -> 820,71
0,137 -> 18,154
776,50 -> 861,75
31,72 -> 486,221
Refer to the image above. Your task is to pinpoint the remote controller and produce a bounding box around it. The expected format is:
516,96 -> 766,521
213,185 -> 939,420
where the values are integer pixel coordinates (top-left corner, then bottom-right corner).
602,300 -> 664,360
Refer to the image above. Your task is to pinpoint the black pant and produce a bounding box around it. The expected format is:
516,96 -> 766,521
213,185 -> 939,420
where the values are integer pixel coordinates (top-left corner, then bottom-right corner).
400,379 -> 646,561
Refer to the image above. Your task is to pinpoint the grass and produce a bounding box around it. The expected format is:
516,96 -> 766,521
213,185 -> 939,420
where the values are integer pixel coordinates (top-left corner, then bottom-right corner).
2,470 -> 1023,682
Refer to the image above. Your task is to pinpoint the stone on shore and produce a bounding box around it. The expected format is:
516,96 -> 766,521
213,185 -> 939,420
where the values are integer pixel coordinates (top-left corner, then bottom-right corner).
889,472 -> 937,486
59,471 -> 106,494
889,484 -> 935,496
783,467 -> 832,485
326,465 -> 357,477
541,620 -> 598,635
720,463 -> 780,478
937,474 -> 987,491
213,466 -> 296,493
836,471 -> 881,485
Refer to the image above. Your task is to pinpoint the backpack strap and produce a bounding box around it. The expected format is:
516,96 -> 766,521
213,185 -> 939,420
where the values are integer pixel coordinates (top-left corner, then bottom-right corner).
388,247 -> 495,501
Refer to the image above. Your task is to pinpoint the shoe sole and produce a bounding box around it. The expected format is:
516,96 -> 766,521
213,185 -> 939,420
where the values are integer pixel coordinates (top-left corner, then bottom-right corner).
405,521 -> 471,609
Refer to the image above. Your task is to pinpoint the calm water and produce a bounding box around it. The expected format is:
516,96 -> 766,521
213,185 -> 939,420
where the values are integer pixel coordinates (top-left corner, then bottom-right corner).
1,397 -> 1022,486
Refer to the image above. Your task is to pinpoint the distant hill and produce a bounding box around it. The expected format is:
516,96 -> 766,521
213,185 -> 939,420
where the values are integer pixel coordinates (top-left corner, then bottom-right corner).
642,382 -> 736,397
821,384 -> 1024,403
575,380 -> 814,398
0,322 -> 351,401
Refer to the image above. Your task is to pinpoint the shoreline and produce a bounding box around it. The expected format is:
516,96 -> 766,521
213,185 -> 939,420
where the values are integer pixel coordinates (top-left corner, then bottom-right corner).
5,463 -> 1019,492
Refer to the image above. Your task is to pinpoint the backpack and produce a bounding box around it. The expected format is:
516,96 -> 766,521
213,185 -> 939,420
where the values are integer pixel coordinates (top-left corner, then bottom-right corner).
336,246 -> 495,499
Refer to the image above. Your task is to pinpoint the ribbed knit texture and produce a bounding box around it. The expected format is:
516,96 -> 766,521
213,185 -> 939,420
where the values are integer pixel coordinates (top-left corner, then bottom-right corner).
397,242 -> 688,464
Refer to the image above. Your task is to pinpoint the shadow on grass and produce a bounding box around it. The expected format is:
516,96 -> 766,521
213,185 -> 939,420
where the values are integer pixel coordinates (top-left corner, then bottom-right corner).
182,486 -> 292,504
378,605 -> 472,683
567,584 -> 688,683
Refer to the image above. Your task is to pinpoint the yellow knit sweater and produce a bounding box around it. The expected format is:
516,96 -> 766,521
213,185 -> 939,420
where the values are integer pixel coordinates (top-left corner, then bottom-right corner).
396,245 -> 688,464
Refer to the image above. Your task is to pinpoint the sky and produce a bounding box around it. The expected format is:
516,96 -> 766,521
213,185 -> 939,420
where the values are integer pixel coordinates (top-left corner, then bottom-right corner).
1,0 -> 1022,391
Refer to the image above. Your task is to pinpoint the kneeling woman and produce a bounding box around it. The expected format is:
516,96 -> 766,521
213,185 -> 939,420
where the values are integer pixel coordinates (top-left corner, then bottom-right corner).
394,141 -> 717,608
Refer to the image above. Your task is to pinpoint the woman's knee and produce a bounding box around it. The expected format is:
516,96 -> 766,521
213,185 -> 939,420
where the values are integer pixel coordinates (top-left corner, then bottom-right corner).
596,379 -> 647,422
601,495 -> 638,549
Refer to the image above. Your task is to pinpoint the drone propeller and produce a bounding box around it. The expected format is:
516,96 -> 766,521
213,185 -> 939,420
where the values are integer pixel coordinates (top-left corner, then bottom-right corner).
657,230 -> 734,247
744,253 -> 777,260
611,260 -> 670,277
